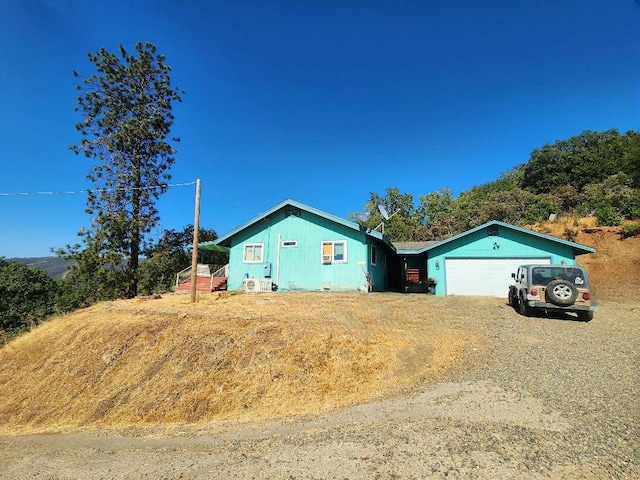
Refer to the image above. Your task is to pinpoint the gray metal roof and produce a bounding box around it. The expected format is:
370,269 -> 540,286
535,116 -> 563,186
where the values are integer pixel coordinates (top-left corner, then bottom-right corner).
392,241 -> 437,251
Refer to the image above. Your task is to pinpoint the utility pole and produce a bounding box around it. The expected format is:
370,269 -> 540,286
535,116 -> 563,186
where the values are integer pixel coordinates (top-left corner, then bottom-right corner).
190,179 -> 201,303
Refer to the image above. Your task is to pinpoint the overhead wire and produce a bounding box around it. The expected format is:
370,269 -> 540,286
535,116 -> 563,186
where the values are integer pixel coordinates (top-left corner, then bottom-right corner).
0,180 -> 198,196
201,183 -> 255,213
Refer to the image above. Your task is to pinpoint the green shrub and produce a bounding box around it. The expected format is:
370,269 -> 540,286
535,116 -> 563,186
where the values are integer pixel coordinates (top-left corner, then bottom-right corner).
0,261 -> 57,340
595,205 -> 622,226
620,192 -> 640,220
620,223 -> 640,238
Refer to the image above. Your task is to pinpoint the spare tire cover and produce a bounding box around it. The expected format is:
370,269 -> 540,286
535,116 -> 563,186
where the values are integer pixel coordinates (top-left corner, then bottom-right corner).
546,279 -> 578,306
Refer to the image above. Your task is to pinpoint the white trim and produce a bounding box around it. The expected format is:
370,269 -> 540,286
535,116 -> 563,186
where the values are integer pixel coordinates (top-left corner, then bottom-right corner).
282,240 -> 298,248
242,243 -> 264,263
370,244 -> 377,266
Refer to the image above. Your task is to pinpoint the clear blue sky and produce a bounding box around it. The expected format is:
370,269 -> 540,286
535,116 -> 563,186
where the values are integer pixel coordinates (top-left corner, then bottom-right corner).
0,0 -> 638,258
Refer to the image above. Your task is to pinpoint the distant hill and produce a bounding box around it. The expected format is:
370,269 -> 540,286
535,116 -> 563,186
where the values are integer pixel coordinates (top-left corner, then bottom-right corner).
8,257 -> 75,279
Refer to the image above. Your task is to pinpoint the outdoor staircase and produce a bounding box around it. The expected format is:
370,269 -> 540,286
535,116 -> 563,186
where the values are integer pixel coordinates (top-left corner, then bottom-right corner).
175,276 -> 227,293
175,264 -> 228,293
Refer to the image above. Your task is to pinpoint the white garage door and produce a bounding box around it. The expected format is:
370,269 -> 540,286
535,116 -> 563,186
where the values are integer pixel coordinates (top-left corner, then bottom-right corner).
445,258 -> 551,297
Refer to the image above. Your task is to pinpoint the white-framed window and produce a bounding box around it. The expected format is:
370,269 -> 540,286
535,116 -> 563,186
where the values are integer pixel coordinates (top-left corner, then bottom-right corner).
282,240 -> 298,248
321,240 -> 347,264
243,243 -> 264,263
371,244 -> 377,266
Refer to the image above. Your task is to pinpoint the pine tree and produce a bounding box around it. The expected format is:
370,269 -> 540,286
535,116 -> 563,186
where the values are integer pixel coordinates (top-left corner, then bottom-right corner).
70,42 -> 183,297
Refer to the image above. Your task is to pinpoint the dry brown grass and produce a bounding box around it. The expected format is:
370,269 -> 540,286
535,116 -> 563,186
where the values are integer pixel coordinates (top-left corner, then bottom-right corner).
528,217 -> 640,299
0,292 -> 476,434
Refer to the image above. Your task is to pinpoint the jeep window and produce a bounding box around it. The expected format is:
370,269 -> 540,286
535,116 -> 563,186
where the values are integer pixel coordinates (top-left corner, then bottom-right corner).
531,266 -> 587,286
518,268 -> 526,281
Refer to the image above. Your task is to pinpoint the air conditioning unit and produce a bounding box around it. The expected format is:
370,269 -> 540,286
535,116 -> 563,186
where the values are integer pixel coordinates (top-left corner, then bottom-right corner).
243,278 -> 272,293
243,278 -> 259,292
322,255 -> 332,264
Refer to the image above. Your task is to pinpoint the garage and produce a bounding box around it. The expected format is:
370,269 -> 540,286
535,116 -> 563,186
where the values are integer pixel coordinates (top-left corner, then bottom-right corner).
445,257 -> 551,297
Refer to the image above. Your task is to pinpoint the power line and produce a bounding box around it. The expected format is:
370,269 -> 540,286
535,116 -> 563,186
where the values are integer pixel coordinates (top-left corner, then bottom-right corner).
0,181 -> 197,196
201,184 -> 255,213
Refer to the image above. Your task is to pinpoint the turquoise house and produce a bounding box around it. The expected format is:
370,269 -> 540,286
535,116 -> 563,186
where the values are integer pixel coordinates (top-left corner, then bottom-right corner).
398,221 -> 595,296
212,199 -> 395,292
210,200 -> 595,297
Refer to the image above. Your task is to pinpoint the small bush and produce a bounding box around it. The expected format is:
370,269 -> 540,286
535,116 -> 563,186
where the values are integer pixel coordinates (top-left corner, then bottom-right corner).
620,192 -> 640,220
596,206 -> 621,226
620,223 -> 640,239
563,227 -> 578,242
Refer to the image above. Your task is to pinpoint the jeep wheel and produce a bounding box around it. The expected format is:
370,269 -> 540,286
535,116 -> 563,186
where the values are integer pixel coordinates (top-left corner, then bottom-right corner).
518,294 -> 531,317
546,279 -> 578,306
508,289 -> 517,308
577,310 -> 594,322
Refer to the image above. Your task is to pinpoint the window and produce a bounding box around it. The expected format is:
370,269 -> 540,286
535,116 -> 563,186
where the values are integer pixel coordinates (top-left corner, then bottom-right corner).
487,226 -> 498,236
371,244 -> 377,266
243,243 -> 263,263
321,240 -> 347,263
282,240 -> 298,248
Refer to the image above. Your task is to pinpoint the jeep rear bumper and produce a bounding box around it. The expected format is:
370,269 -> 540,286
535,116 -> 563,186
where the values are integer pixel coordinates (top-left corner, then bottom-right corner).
526,300 -> 597,312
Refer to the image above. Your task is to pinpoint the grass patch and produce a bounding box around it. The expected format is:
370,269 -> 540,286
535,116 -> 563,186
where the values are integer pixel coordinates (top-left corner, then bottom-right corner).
0,292 -> 479,434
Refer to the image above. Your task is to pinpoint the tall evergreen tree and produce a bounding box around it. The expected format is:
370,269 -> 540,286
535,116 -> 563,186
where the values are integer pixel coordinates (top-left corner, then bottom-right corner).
69,42 -> 183,297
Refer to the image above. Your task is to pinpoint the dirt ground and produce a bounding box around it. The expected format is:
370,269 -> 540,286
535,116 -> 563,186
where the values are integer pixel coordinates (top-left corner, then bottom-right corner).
0,380 -> 571,479
1,296 -> 638,479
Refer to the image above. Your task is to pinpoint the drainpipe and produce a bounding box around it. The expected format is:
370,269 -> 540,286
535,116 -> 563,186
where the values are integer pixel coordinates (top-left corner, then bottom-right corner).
276,233 -> 281,287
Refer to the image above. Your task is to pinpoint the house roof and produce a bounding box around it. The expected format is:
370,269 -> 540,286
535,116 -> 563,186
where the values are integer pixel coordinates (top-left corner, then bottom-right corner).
213,198 -> 395,249
406,220 -> 596,255
212,201 -> 595,258
393,241 -> 437,252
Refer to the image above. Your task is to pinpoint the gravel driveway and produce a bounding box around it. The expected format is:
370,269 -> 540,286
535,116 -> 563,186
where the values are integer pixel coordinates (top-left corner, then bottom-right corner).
1,299 -> 638,479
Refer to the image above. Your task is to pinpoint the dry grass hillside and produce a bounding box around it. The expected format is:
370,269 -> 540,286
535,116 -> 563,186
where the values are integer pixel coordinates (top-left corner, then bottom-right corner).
0,218 -> 637,434
529,217 -> 640,299
0,293 -> 473,434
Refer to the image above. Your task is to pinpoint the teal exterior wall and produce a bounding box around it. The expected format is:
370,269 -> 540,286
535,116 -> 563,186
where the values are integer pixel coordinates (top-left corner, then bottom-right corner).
426,224 -> 579,296
367,238 -> 390,291
226,207 -> 390,292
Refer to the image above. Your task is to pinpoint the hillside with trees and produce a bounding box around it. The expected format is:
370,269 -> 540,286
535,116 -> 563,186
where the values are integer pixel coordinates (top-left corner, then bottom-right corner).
354,129 -> 640,242
1,225 -> 224,345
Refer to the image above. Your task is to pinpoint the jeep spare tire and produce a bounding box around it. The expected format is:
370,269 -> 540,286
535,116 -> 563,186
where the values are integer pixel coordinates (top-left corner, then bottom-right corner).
546,279 -> 578,306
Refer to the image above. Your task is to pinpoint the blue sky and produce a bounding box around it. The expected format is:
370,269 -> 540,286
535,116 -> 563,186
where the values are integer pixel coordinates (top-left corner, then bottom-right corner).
0,0 -> 638,258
